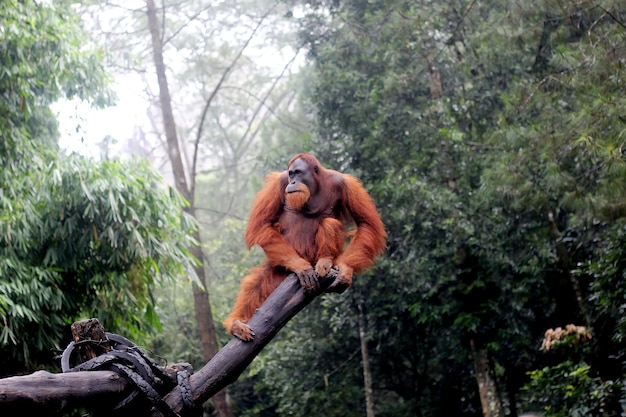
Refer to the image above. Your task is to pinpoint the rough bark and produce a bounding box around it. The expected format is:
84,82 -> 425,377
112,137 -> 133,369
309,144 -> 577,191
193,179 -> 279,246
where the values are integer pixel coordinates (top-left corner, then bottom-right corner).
358,304 -> 375,417
69,318 -> 113,361
145,2 -> 231,416
0,370 -> 131,414
471,340 -> 504,417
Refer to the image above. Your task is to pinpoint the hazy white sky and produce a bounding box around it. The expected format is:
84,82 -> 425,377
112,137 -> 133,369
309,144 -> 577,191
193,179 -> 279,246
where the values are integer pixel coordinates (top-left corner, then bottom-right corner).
53,72 -> 148,158
53,1 -> 305,161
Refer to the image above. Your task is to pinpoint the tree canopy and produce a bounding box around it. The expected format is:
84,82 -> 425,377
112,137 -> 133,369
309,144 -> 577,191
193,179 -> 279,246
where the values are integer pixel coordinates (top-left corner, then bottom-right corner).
245,0 -> 626,416
0,0 -> 195,375
2,1 -> 626,417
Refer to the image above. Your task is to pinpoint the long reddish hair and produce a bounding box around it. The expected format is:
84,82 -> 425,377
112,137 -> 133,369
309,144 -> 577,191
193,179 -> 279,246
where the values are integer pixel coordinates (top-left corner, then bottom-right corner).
289,153 -> 321,174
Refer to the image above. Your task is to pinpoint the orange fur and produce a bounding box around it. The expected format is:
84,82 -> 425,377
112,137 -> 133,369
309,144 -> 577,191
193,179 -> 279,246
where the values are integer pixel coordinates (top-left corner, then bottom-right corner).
223,154 -> 386,337
285,184 -> 311,211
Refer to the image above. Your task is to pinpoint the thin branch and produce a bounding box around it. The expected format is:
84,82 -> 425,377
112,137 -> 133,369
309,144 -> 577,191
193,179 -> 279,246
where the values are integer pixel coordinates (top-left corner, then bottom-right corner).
220,79 -> 307,134
236,47 -> 302,157
194,155 -> 259,176
162,3 -> 216,46
190,1 -> 278,199
194,205 -> 244,221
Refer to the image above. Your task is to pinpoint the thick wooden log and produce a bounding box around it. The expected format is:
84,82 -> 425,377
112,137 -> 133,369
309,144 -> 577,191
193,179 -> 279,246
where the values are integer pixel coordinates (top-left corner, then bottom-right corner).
0,370 -> 131,414
150,272 -> 334,416
0,272 -> 334,415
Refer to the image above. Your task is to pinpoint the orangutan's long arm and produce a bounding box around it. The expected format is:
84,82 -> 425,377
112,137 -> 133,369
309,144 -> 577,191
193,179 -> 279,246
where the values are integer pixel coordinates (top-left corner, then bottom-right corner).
335,174 -> 387,273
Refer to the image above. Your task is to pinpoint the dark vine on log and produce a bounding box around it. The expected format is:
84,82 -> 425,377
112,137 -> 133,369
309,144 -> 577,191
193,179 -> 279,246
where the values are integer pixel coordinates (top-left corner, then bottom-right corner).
62,324 -> 195,417
0,272 -> 336,416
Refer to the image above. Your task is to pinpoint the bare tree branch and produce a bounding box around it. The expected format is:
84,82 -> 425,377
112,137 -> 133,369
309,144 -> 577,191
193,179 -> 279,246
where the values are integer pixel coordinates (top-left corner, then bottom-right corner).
151,273 -> 334,416
0,273 -> 335,416
190,1 -> 278,198
162,2 -> 216,46
235,47 -> 302,157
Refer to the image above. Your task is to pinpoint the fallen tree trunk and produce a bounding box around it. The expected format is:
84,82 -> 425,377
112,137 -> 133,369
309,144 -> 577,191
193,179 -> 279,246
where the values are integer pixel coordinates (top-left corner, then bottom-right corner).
0,273 -> 333,416
0,370 -> 132,414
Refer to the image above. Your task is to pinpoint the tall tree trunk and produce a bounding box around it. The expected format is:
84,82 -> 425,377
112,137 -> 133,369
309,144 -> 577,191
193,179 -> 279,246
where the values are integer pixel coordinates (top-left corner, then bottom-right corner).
471,339 -> 503,417
146,1 -> 189,200
145,2 -> 233,416
548,210 -> 593,329
187,225 -> 220,360
426,55 -> 443,100
358,304 -> 375,417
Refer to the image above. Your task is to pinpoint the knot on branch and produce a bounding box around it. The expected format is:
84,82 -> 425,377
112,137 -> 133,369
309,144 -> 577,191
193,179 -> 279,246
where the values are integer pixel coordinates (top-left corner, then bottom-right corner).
61,319 -> 195,417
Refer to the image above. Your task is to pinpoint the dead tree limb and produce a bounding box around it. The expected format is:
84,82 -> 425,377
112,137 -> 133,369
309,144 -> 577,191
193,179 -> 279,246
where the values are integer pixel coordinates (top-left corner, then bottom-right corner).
150,272 -> 334,416
0,272 -> 334,416
0,370 -> 132,414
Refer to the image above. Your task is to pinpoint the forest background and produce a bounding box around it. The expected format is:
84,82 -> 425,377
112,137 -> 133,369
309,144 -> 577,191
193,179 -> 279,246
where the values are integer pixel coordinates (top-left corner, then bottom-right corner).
2,0 -> 626,417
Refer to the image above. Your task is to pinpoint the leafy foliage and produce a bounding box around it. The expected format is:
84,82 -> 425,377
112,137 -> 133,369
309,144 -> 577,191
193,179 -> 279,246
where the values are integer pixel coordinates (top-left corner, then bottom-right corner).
0,0 -> 195,375
0,154 -> 197,374
237,0 -> 626,415
3,0 -> 626,415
